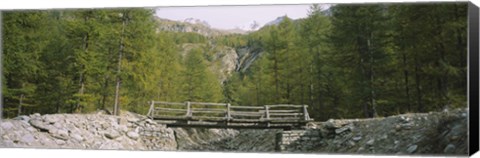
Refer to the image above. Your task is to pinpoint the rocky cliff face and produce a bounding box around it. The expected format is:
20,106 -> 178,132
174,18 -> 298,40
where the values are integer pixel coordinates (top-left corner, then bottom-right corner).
0,108 -> 468,156
155,18 -> 246,37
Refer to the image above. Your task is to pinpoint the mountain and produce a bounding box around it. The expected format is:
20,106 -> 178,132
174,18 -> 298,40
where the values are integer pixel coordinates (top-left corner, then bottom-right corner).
155,17 -> 247,37
264,15 -> 290,26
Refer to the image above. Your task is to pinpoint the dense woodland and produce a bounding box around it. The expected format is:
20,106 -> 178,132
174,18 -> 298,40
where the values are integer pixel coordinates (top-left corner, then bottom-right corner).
2,3 -> 468,121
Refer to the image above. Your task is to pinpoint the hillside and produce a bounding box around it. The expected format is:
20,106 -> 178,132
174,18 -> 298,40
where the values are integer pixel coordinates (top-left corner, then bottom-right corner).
155,17 -> 247,37
0,108 -> 468,155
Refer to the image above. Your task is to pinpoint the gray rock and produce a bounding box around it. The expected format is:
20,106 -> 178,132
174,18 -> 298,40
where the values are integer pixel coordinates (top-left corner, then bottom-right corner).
127,117 -> 139,123
13,115 -> 30,122
71,134 -> 84,142
118,118 -> 128,126
0,122 -> 14,130
50,129 -> 69,140
26,127 -> 38,132
357,147 -> 365,152
335,126 -> 350,134
55,139 -> 66,145
348,141 -> 356,146
29,120 -> 51,131
127,131 -> 140,140
30,113 -> 41,118
444,144 -> 455,153
145,119 -> 155,124
407,144 -> 418,153
105,130 -> 121,139
44,115 -> 59,124
99,141 -> 124,150
53,122 -> 63,129
118,125 -> 128,133
20,134 -> 35,144
366,139 -> 375,146
352,135 -> 362,141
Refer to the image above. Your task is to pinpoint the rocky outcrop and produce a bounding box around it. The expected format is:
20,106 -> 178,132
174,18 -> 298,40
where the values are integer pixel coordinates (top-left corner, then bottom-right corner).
0,112 -> 176,150
0,108 -> 469,156
155,17 -> 244,37
305,108 -> 469,155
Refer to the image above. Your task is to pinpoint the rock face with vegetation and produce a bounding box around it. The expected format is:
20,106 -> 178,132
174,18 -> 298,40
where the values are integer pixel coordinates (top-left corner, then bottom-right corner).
0,108 -> 468,156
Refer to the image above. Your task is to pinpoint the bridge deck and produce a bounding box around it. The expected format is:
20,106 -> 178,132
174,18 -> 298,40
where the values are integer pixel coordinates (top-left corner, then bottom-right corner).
147,101 -> 313,129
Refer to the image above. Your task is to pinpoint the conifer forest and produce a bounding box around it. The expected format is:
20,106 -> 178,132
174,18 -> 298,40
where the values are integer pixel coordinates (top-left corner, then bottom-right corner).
2,3 -> 468,121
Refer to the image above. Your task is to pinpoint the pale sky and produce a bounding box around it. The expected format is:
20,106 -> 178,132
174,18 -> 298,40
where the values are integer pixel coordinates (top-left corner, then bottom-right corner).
155,4 -> 331,31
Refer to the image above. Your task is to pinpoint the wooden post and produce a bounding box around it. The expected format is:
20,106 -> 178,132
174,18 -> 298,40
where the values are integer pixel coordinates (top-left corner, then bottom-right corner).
186,101 -> 192,118
147,100 -> 154,119
265,105 -> 270,120
226,103 -> 231,121
265,105 -> 270,127
18,94 -> 24,116
303,105 -> 308,121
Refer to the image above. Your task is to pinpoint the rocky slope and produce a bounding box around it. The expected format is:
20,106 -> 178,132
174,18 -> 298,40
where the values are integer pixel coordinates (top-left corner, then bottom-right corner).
155,17 -> 246,37
0,108 -> 469,156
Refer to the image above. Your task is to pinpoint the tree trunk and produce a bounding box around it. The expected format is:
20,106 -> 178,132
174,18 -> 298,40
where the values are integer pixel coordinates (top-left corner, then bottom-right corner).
76,15 -> 90,113
114,11 -> 127,116
403,52 -> 411,112
101,75 -> 110,110
414,58 -> 423,112
18,94 -> 24,116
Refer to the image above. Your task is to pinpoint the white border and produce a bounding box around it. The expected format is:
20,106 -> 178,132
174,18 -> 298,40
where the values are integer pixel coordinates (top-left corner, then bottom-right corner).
0,0 -> 471,10
0,0 -> 477,158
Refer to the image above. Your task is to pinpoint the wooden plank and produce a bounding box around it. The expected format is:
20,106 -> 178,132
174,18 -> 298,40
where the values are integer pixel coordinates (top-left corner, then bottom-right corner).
153,115 -> 188,120
267,104 -> 306,108
269,113 -> 303,116
230,112 -> 263,117
189,102 -> 227,106
230,106 -> 264,110
191,108 -> 226,112
231,111 -> 263,115
230,118 -> 265,123
152,101 -> 185,106
268,109 -> 301,113
263,117 -> 303,121
191,116 -> 227,121
192,110 -> 225,114
166,123 -> 293,130
155,107 -> 187,112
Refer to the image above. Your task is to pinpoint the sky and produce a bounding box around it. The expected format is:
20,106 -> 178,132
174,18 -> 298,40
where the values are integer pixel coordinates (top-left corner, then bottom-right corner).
155,4 -> 331,31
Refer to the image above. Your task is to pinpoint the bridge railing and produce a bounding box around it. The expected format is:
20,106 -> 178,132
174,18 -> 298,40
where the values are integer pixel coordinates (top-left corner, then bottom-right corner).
147,101 -> 313,123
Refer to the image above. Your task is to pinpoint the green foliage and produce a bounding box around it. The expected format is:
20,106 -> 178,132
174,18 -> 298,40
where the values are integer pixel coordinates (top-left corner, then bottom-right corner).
226,3 -> 468,121
2,3 -> 468,120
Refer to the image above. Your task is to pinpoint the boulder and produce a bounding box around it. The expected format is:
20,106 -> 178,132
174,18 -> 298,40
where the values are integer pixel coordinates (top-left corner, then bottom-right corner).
43,115 -> 60,124
443,144 -> 455,153
29,119 -> 51,131
49,128 -> 69,140
366,139 -> 375,146
71,134 -> 84,142
13,115 -> 30,122
352,135 -> 362,141
20,134 -> 35,144
99,141 -> 124,150
127,131 -> 140,140
0,122 -> 14,130
30,113 -> 41,118
105,130 -> 121,139
407,144 -> 418,153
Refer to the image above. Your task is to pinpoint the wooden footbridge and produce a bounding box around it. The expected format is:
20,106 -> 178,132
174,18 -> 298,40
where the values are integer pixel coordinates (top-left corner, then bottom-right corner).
146,101 -> 313,130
